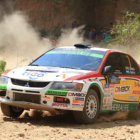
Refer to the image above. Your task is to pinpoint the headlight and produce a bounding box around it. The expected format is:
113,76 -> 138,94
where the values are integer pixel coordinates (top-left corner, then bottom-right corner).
50,82 -> 83,92
0,75 -> 8,84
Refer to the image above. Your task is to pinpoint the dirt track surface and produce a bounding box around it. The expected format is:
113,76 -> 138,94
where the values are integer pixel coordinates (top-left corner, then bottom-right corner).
0,109 -> 140,140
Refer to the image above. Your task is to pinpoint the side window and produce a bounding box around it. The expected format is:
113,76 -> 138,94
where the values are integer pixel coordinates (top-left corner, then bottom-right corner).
121,54 -> 140,75
121,54 -> 130,75
104,53 -> 124,75
129,56 -> 140,75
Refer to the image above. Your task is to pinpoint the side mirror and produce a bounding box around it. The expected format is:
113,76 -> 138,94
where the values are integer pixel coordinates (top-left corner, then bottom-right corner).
102,66 -> 112,75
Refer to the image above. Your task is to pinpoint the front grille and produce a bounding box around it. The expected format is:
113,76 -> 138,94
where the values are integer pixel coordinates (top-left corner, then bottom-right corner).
11,79 -> 49,88
14,92 -> 41,104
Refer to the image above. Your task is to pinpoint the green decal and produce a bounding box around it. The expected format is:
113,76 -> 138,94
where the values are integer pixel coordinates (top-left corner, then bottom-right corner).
112,101 -> 138,112
46,89 -> 68,96
47,50 -> 103,58
101,100 -> 139,113
0,84 -> 7,90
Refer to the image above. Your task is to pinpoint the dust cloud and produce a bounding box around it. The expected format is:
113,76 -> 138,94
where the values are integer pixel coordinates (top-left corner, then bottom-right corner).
57,26 -> 84,46
0,11 -> 52,69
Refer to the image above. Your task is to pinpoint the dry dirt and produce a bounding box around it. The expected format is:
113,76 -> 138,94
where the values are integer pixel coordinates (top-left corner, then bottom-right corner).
0,108 -> 140,140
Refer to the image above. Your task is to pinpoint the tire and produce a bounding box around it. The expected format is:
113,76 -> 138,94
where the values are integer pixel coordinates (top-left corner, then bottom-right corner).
1,103 -> 24,118
73,89 -> 100,124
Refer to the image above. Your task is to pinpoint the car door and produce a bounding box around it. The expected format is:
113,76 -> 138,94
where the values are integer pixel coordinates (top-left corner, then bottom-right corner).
120,54 -> 140,103
101,52 -> 126,111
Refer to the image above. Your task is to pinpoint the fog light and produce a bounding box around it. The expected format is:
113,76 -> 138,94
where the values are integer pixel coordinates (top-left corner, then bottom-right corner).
43,100 -> 47,104
6,96 -> 10,100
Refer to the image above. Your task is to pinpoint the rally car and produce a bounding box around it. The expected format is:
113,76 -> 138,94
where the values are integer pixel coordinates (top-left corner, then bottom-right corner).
0,43 -> 140,124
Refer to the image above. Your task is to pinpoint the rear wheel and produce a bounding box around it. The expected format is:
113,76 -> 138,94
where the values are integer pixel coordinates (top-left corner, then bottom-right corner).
73,89 -> 100,124
1,103 -> 24,118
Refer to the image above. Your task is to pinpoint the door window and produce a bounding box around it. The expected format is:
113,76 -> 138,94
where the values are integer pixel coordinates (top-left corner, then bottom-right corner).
121,54 -> 140,75
104,53 -> 124,75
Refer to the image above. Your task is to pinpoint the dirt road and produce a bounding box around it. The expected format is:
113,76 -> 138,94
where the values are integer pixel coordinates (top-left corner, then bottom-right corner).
0,109 -> 140,140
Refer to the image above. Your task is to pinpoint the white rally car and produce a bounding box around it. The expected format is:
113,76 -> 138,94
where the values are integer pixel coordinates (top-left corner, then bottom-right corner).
0,43 -> 140,124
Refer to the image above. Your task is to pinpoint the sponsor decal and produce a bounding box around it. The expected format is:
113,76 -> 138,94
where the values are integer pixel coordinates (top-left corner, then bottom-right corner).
46,89 -> 68,96
42,96 -> 51,100
102,105 -> 112,110
125,67 -> 136,75
104,84 -> 114,94
128,96 -> 137,101
22,71 -> 46,80
102,93 -> 113,110
112,103 -> 129,111
109,76 -> 120,84
72,103 -> 84,106
73,97 -> 84,104
103,84 -> 113,110
115,86 -> 130,94
52,103 -> 68,108
134,81 -> 140,87
74,97 -> 84,101
0,84 -> 7,90
133,90 -> 140,95
68,92 -> 86,97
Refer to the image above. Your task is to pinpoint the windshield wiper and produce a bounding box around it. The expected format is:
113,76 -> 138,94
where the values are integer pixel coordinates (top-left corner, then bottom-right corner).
30,64 -> 40,66
60,66 -> 81,70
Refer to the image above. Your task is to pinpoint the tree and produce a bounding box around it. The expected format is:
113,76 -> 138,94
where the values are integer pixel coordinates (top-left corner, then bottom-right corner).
111,12 -> 140,45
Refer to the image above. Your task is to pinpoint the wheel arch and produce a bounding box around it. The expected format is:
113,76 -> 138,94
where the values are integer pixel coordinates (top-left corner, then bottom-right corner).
88,83 -> 104,108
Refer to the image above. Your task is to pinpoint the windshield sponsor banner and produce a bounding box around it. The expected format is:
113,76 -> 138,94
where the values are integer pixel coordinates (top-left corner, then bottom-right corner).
47,50 -> 104,58
46,89 -> 68,96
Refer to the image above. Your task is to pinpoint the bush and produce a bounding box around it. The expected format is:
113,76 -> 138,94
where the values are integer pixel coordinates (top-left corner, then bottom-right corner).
111,12 -> 140,45
0,60 -> 6,75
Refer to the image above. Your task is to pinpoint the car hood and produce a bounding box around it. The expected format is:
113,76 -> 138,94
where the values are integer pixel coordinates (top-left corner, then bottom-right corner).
6,66 -> 93,82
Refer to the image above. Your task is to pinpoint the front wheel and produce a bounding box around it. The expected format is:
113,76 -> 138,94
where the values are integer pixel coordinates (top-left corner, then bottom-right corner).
73,89 -> 100,124
1,103 -> 24,118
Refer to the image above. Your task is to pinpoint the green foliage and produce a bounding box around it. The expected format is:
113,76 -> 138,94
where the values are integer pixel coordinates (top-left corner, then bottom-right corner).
0,60 -> 6,75
111,12 -> 140,45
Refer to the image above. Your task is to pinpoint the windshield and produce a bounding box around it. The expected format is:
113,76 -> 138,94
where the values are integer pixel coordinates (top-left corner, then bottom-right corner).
30,48 -> 106,71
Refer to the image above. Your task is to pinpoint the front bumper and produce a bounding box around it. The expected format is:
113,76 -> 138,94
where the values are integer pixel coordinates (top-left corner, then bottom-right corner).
1,79 -> 86,111
1,98 -> 57,112
1,89 -> 85,111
